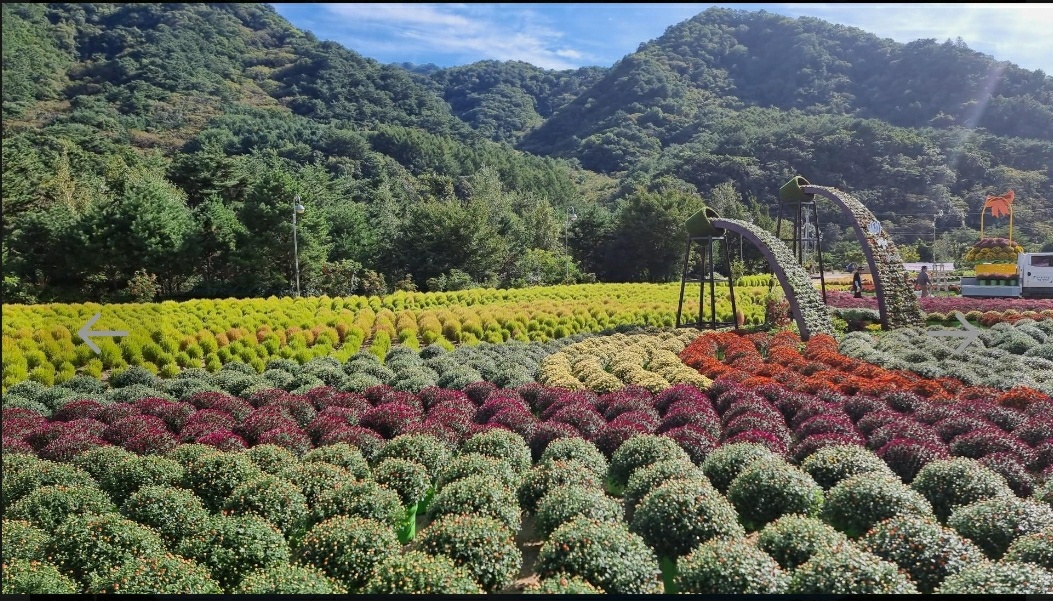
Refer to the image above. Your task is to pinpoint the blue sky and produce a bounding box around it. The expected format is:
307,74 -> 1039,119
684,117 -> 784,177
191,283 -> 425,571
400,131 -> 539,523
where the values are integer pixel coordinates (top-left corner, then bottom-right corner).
270,3 -> 1053,73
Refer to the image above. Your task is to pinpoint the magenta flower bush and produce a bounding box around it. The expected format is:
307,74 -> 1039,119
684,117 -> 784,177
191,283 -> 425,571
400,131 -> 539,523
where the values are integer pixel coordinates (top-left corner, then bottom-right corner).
197,429 -> 248,451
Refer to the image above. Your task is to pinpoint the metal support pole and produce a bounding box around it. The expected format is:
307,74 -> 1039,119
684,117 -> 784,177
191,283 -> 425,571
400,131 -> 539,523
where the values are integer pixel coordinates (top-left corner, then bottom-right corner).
292,201 -> 301,298
677,234 -> 691,327
812,202 -> 827,304
726,237 -> 738,329
709,239 -> 717,330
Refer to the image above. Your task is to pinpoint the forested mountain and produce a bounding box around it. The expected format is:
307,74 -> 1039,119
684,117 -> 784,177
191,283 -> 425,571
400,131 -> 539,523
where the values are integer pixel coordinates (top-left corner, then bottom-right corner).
3,3 -> 1051,305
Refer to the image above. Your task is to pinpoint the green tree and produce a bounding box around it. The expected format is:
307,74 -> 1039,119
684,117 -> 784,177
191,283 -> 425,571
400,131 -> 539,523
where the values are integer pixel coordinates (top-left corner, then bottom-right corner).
604,187 -> 704,282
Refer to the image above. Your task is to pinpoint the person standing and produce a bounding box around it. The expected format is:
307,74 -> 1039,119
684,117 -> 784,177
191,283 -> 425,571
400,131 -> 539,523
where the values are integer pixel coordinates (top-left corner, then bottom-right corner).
916,265 -> 931,298
852,266 -> 864,298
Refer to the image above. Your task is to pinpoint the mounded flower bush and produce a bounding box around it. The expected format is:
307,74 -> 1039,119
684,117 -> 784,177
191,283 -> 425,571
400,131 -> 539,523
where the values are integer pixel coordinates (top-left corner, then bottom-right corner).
361,550 -> 484,594
8,485 -> 117,531
859,515 -> 986,593
176,514 -> 290,592
701,442 -> 775,494
800,444 -> 894,489
312,479 -> 405,531
284,462 -> 359,506
294,515 -> 400,591
631,479 -> 744,560
727,457 -> 824,531
534,485 -> 624,540
183,451 -> 264,511
436,453 -> 519,492
756,514 -> 849,571
607,434 -> 690,490
2,558 -> 79,594
1003,528 -> 1053,570
875,437 -> 949,484
428,474 -> 521,532
947,497 -> 1053,559
374,433 -> 452,482
235,564 -> 347,594
2,519 -> 49,563
373,457 -> 430,507
2,459 -> 97,511
86,553 -> 222,594
48,512 -> 166,584
910,458 -> 1014,523
518,459 -> 600,514
525,574 -> 604,594
675,536 -> 790,593
96,454 -> 185,504
822,474 -> 934,538
222,474 -> 309,537
623,458 -> 704,516
540,437 -> 609,480
786,543 -> 919,594
936,561 -> 1053,594
536,517 -> 663,594
120,484 -> 211,546
413,514 -> 522,592
245,443 -> 301,477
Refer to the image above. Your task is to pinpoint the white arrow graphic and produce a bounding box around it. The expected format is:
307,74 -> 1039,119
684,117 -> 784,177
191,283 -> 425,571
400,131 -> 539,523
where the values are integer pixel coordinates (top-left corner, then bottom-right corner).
925,311 -> 981,353
77,313 -> 129,354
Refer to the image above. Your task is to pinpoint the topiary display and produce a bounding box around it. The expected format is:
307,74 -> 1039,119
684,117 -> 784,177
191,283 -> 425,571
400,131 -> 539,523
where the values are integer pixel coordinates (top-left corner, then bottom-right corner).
822,474 -> 934,538
536,517 -> 663,594
607,434 -> 690,491
235,563 -> 347,593
374,433 -> 451,482
800,444 -> 894,490
312,479 -> 405,531
120,484 -> 211,547
294,515 -> 400,591
947,497 -> 1053,559
675,536 -> 790,593
910,457 -> 1014,523
534,485 -> 624,540
285,462 -> 360,506
2,558 -> 79,594
701,442 -> 775,494
631,479 -> 745,561
96,454 -> 185,503
245,443 -> 301,476
222,474 -> 309,537
2,459 -> 97,511
786,543 -> 919,593
361,550 -> 484,594
936,560 -> 1053,594
623,458 -> 704,516
540,437 -> 608,480
413,514 -> 522,593
183,451 -> 264,511
860,515 -> 986,593
436,452 -> 520,492
518,459 -> 600,514
1003,528 -> 1053,570
7,485 -> 117,531
48,512 -> 166,584
86,553 -> 223,594
428,474 -> 521,532
2,519 -> 49,563
301,443 -> 371,479
727,457 -> 824,531
176,514 -> 290,592
525,574 -> 605,594
756,514 -> 850,571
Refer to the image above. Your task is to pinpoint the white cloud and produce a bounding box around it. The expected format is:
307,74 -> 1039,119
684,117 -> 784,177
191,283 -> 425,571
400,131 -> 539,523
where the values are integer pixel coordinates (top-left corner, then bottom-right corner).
775,3 -> 1053,72
319,3 -> 589,70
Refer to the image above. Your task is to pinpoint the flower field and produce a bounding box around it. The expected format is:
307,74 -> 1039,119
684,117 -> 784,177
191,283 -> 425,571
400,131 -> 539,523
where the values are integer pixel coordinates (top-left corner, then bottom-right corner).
3,309 -> 1053,594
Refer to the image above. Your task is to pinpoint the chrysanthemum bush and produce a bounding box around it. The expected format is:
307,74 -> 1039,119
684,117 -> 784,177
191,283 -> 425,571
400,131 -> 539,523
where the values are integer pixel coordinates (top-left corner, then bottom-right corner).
756,514 -> 849,571
800,444 -> 894,489
536,517 -> 663,594
175,514 -> 290,592
936,560 -> 1053,594
518,459 -> 601,514
234,563 -> 347,594
413,514 -> 522,593
524,574 -> 604,594
86,553 -> 223,594
119,484 -> 211,546
821,473 -> 934,538
534,484 -> 623,540
859,515 -> 986,593
311,479 -> 404,531
700,442 -> 776,494
2,519 -> 50,563
630,479 -> 744,561
428,474 -> 521,532
727,457 -> 824,531
622,457 -> 703,515
910,457 -> 1014,523
786,542 -> 919,593
48,512 -> 166,585
2,558 -> 80,594
674,536 -> 790,594
222,474 -> 309,537
294,515 -> 400,592
436,452 -> 520,492
1003,528 -> 1053,570
7,484 -> 117,531
361,549 -> 484,594
947,497 -> 1053,559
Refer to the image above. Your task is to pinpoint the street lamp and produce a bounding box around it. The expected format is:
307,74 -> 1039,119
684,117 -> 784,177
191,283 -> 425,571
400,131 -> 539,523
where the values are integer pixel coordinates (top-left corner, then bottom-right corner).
293,195 -> 305,297
566,206 -> 578,281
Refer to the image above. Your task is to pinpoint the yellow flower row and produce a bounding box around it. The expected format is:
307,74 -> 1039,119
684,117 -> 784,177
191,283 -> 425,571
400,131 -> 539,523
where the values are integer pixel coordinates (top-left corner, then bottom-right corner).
536,331 -> 711,393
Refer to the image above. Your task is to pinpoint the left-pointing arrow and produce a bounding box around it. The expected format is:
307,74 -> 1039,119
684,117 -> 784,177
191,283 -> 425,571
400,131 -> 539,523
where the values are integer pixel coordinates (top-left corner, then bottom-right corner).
77,313 -> 129,354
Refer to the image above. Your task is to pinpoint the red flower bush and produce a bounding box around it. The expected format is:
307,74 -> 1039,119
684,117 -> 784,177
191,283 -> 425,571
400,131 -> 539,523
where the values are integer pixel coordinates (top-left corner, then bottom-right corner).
867,420 -> 942,451
592,423 -> 648,458
377,390 -> 424,413
52,399 -> 105,422
912,403 -> 962,426
358,402 -> 422,439
150,401 -> 196,432
402,420 -> 461,450
186,392 -> 251,421
95,403 -> 141,425
258,426 -> 312,456
843,396 -> 888,423
653,384 -> 708,415
998,387 -> 1053,411
875,437 -> 949,483
124,428 -> 178,455
722,428 -> 788,456
197,429 -> 247,451
610,410 -> 661,433
245,387 -> 292,408
237,407 -> 300,443
464,381 -> 498,406
664,425 -> 717,465
540,391 -> 596,421
950,428 -> 1034,464
599,394 -> 659,423
487,407 -> 539,440
1013,416 -> 1053,447
549,405 -> 605,439
795,414 -> 860,439
529,421 -> 580,460
103,414 -> 170,445
317,425 -> 386,462
419,386 -> 471,410
934,416 -> 994,444
476,396 -> 531,424
40,431 -> 109,461
362,384 -> 396,406
790,432 -> 865,463
856,410 -> 903,436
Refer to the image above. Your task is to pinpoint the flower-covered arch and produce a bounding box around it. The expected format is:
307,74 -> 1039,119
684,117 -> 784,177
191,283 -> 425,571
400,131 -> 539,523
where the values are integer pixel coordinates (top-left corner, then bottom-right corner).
710,217 -> 834,340
801,185 -> 925,330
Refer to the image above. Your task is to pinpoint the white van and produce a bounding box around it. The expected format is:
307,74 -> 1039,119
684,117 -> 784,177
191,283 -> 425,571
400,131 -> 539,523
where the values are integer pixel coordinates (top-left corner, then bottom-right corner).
1021,253 -> 1053,298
